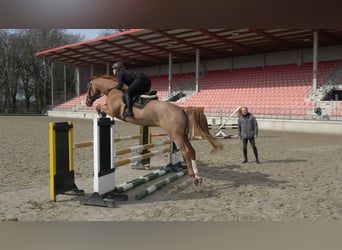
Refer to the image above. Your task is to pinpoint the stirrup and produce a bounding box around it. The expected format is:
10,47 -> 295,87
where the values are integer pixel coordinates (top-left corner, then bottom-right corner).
124,110 -> 134,118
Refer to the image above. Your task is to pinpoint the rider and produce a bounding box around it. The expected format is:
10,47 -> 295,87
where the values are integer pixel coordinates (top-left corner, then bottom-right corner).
112,61 -> 152,117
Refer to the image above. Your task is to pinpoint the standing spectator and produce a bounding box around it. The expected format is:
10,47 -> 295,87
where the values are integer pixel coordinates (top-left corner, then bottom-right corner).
238,107 -> 260,164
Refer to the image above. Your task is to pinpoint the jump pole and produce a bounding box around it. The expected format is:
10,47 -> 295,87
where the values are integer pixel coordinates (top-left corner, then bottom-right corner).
115,140 -> 171,156
135,169 -> 188,200
73,134 -> 141,149
113,145 -> 184,193
113,129 -> 184,193
114,166 -> 172,193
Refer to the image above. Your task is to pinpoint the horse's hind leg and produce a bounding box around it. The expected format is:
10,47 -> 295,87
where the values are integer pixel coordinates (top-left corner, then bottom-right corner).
174,135 -> 202,186
185,138 -> 202,186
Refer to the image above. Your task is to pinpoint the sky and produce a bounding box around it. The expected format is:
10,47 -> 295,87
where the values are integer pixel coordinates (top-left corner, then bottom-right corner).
65,29 -> 108,41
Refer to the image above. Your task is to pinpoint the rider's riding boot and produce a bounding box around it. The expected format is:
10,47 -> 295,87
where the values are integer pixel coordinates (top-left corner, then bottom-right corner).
124,93 -> 134,117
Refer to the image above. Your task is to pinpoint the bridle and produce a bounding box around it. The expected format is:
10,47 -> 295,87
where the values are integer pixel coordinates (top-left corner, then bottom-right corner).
86,80 -> 121,107
86,81 -> 103,106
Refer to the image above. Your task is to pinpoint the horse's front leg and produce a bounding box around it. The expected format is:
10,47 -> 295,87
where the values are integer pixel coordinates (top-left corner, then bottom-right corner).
96,103 -> 111,117
95,104 -> 102,113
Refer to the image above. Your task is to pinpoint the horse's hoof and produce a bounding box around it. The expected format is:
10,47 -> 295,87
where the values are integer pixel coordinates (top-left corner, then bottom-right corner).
193,177 -> 203,186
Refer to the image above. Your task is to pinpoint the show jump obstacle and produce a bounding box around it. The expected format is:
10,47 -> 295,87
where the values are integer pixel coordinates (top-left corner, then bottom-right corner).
49,121 -> 85,201
49,117 -> 186,208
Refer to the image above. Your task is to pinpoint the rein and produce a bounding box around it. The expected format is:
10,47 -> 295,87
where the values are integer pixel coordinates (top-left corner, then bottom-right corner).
104,87 -> 119,96
86,78 -> 122,106
88,86 -> 103,101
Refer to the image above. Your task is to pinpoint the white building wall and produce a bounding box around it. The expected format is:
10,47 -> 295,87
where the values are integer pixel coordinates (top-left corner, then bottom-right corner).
232,54 -> 265,68
265,50 -> 299,66
205,58 -> 233,71
303,45 -> 342,62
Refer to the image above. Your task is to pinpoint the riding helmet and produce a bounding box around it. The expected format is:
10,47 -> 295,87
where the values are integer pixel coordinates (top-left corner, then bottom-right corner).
112,61 -> 125,70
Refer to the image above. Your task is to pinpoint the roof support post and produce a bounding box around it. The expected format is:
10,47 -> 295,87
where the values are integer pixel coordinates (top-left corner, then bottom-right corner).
312,31 -> 318,96
106,63 -> 111,76
90,64 -> 94,78
168,52 -> 172,97
196,49 -> 200,93
49,61 -> 54,108
64,64 -> 67,102
75,66 -> 80,96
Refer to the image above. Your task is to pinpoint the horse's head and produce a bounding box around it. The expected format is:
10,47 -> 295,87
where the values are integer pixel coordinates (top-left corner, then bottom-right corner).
86,76 -> 124,106
85,79 -> 102,107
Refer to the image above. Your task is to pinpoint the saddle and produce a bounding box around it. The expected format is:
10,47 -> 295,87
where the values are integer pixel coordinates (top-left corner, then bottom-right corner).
132,90 -> 158,109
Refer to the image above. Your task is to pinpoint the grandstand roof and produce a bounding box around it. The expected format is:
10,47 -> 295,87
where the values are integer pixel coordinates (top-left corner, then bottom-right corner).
36,29 -> 342,69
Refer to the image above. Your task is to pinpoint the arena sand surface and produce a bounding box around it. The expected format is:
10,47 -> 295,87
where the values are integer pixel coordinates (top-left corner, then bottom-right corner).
0,115 -> 341,221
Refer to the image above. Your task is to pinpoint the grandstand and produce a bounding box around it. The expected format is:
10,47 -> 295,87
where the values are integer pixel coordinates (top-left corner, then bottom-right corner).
53,60 -> 342,121
179,61 -> 342,117
36,29 -> 342,132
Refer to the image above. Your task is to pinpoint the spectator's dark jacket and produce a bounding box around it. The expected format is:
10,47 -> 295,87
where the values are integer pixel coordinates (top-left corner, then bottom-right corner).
238,113 -> 258,139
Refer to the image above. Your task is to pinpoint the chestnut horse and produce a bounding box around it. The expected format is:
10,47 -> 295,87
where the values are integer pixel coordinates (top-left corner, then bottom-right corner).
86,76 -> 223,186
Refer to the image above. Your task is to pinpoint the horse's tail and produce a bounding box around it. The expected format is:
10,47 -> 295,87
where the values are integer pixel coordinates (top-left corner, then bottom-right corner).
184,106 -> 223,152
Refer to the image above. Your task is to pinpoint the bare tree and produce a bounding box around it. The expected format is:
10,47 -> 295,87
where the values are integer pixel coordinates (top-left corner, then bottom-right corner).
0,29 -> 84,113
0,30 -> 23,111
26,29 -> 83,111
0,30 -> 8,110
